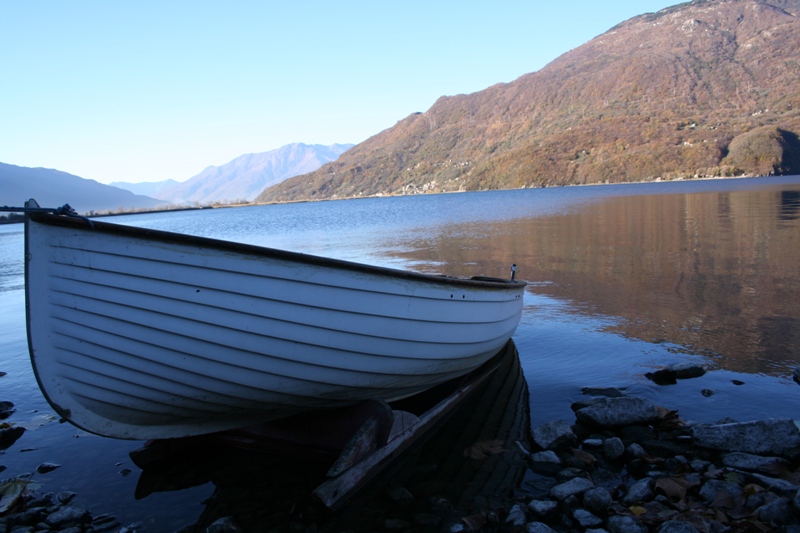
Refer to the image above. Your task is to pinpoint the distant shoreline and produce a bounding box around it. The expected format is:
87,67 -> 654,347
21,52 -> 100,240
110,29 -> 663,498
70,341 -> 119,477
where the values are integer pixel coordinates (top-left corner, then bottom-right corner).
3,173 -> 793,225
0,204 -> 218,225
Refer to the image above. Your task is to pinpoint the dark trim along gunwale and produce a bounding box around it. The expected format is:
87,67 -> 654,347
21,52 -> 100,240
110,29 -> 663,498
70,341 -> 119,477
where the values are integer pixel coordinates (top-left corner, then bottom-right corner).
29,212 -> 527,291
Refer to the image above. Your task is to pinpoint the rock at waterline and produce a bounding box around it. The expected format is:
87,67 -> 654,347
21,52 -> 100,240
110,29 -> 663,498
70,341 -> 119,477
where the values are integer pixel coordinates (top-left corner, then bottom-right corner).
574,397 -> 660,427
691,419 -> 800,459
722,451 -> 793,476
0,400 -> 14,419
645,362 -> 706,385
793,366 -> 800,384
670,362 -> 707,379
532,419 -> 576,450
644,368 -> 678,384
57,491 -> 77,504
0,426 -> 25,450
529,450 -> 561,470
37,462 -> 61,474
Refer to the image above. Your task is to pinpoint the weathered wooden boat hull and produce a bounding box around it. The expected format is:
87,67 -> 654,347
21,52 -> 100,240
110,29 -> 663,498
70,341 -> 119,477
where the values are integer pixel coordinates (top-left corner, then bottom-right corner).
24,209 -> 526,440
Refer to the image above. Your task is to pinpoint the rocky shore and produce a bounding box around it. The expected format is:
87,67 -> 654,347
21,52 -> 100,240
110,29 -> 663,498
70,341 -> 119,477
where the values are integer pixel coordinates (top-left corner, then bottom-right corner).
513,393 -> 800,533
357,384 -> 800,533
0,489 -> 138,533
2,369 -> 800,532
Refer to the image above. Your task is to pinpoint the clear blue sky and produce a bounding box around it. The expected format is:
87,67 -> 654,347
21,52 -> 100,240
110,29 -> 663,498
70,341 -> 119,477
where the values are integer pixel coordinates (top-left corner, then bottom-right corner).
1,1 -> 676,184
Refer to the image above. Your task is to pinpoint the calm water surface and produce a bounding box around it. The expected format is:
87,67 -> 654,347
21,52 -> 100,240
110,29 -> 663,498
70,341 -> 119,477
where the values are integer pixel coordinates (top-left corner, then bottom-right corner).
1,176 -> 799,530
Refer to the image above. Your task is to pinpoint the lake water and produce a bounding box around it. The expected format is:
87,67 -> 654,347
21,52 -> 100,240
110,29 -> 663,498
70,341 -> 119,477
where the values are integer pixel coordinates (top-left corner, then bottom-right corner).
2,176 -> 799,530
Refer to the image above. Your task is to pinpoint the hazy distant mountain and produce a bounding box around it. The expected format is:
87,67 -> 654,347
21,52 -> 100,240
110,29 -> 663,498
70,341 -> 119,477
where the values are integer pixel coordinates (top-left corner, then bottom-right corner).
259,0 -> 800,203
109,179 -> 179,198
155,143 -> 354,205
0,162 -> 164,214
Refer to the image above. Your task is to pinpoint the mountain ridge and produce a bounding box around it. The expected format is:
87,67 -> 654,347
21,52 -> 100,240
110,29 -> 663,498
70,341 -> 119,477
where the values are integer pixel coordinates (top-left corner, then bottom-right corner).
2,142 -> 355,215
258,0 -> 800,203
154,143 -> 354,204
109,179 -> 179,198
0,162 -> 164,215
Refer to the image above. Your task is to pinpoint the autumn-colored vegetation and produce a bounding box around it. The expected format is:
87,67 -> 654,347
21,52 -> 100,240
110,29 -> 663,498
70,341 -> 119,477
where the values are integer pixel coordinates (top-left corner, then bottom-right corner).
258,0 -> 800,203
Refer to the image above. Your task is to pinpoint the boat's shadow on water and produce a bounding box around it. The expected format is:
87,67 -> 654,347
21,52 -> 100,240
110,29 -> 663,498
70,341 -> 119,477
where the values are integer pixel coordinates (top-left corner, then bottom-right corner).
132,342 -> 532,532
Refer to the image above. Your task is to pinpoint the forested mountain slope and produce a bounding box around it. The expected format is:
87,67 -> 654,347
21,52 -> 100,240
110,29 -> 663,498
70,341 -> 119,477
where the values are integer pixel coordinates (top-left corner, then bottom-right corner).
259,0 -> 800,203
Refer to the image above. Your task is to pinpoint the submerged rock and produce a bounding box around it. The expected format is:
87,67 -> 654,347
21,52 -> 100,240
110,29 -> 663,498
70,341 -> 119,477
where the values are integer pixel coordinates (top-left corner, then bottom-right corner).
581,387 -> 627,398
91,513 -> 122,533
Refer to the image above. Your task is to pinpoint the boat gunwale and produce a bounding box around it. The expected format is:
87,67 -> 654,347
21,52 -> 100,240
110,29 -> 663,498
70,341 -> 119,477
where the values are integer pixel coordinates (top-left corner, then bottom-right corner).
29,212 -> 527,291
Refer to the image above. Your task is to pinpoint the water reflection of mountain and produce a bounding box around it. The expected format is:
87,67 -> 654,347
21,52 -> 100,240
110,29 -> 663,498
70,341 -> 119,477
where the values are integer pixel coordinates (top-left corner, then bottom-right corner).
780,190 -> 800,221
132,342 -> 531,532
521,188 -> 800,376
388,185 -> 800,376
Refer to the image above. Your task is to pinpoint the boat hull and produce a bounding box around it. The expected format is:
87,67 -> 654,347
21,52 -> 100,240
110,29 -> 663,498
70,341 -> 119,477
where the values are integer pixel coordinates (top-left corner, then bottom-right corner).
24,212 -> 526,440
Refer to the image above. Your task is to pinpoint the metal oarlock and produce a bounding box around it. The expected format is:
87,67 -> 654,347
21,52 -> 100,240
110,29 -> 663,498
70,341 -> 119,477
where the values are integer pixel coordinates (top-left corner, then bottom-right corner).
1,199 -> 94,227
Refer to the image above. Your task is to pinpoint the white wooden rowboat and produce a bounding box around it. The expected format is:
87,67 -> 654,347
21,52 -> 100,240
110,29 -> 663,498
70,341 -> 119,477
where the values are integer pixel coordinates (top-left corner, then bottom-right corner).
129,339 -> 529,514
21,200 -> 526,440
